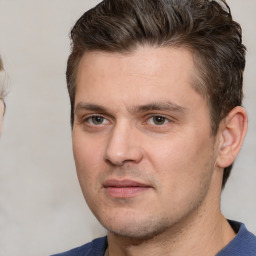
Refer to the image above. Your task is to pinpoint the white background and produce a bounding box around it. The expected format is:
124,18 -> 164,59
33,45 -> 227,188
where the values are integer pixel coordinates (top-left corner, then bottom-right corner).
0,0 -> 255,255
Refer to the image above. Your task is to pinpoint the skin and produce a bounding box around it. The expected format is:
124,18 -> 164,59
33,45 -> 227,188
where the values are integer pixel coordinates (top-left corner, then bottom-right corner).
72,46 -> 247,256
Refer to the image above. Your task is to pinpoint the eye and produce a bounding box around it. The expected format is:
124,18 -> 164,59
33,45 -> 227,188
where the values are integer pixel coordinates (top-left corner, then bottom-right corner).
87,116 -> 109,125
148,115 -> 169,125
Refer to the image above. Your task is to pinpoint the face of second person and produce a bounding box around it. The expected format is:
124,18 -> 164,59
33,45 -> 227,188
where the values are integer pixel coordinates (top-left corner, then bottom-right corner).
73,46 -> 220,239
0,100 -> 4,134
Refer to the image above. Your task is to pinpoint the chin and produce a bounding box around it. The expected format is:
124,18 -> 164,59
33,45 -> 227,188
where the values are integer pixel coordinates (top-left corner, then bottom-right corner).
98,212 -> 172,241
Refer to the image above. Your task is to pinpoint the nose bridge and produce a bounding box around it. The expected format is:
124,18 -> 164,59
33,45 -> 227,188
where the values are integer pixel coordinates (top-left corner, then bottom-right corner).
104,120 -> 143,165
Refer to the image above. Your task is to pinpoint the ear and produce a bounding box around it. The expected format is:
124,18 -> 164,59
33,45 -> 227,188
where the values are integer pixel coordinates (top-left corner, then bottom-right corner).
216,106 -> 248,168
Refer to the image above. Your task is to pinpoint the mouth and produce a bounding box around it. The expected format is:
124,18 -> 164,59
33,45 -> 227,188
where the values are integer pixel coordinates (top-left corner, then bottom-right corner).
103,179 -> 151,198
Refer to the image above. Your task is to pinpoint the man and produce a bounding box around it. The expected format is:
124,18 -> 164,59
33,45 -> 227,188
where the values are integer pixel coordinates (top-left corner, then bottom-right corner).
53,0 -> 256,255
0,56 -> 6,133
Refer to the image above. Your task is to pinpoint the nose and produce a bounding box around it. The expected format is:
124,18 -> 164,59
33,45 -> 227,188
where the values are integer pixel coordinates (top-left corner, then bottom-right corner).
104,122 -> 143,166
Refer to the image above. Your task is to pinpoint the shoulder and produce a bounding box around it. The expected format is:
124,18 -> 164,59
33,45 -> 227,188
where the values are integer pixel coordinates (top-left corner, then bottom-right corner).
217,220 -> 256,256
51,236 -> 108,256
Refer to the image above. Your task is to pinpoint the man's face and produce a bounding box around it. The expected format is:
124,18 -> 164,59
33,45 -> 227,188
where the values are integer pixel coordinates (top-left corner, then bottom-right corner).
73,46 -> 221,239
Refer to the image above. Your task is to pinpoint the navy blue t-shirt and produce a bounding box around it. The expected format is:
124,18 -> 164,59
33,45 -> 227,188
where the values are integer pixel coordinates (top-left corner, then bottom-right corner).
216,221 -> 256,255
52,221 -> 256,256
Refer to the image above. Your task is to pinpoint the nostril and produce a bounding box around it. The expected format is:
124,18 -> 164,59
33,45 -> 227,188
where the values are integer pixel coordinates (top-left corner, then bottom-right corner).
104,147 -> 143,166
104,156 -> 125,166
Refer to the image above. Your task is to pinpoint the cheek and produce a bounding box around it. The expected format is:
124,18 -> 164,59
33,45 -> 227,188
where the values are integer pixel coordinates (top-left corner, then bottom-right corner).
148,133 -> 215,192
148,138 -> 215,219
72,133 -> 105,211
72,133 -> 104,186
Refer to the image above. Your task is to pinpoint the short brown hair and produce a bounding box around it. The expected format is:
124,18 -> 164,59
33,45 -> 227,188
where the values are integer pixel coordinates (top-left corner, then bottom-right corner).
66,0 -> 246,188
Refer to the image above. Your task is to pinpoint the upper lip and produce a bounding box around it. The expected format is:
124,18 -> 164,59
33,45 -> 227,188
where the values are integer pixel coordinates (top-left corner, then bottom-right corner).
103,179 -> 150,188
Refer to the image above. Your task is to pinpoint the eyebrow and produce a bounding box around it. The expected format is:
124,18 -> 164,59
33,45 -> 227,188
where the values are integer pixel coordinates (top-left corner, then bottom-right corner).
131,102 -> 187,114
75,101 -> 187,115
75,103 -> 108,113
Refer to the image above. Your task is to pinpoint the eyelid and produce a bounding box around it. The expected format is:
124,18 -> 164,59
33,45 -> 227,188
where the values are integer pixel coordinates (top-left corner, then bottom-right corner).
145,114 -> 173,125
84,114 -> 111,125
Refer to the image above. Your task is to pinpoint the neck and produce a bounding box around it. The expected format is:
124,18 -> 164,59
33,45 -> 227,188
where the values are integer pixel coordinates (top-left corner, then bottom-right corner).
107,177 -> 236,256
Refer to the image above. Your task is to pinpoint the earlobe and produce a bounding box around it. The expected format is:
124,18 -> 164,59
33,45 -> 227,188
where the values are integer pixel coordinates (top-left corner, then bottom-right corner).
216,106 -> 248,168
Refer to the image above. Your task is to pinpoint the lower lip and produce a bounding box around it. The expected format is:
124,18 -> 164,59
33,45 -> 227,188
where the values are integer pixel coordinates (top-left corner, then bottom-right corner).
105,187 -> 150,198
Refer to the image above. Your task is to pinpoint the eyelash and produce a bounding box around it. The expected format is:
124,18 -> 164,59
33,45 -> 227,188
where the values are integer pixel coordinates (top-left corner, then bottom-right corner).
82,114 -> 172,127
85,115 -> 110,125
146,115 -> 171,126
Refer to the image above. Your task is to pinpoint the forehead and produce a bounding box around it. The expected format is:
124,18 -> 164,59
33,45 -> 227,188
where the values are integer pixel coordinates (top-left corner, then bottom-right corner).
77,46 -> 194,84
78,45 -> 194,73
75,46 -> 205,110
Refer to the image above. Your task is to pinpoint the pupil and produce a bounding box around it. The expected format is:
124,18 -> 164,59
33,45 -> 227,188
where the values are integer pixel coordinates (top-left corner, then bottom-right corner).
154,116 -> 165,125
93,116 -> 103,124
